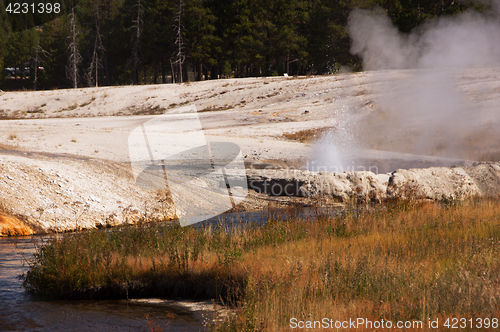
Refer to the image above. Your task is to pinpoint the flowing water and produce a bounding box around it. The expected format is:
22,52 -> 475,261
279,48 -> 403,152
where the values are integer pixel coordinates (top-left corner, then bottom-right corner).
0,237 -> 207,332
0,207 -> 341,331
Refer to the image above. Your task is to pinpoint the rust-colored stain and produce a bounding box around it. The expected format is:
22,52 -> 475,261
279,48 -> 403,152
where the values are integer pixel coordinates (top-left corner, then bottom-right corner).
0,213 -> 34,236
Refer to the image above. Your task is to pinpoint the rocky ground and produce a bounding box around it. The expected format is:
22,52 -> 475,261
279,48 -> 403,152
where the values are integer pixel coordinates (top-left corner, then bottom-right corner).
1,68 -> 499,235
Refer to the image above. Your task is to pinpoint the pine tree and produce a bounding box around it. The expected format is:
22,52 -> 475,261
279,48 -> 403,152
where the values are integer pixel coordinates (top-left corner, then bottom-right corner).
224,0 -> 266,77
30,34 -> 50,90
5,29 -> 36,80
142,0 -> 172,83
39,16 -> 70,89
305,0 -> 359,74
271,0 -> 308,75
130,0 -> 143,84
86,0 -> 106,87
184,0 -> 221,80
0,0 -> 11,84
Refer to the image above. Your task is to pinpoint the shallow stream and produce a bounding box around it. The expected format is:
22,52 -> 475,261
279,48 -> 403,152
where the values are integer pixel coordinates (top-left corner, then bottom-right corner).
0,206 -> 341,331
0,237 -> 207,332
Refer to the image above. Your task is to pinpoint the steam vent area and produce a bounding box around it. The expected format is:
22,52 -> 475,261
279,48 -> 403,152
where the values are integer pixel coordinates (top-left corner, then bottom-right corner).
1,68 -> 500,235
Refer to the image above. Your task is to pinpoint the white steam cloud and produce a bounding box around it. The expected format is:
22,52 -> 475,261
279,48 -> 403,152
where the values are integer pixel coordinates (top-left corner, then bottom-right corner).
349,7 -> 500,70
329,5 -> 500,170
310,104 -> 360,173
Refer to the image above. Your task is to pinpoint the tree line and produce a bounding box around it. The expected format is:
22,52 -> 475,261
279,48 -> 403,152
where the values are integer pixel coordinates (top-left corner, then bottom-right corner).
0,0 -> 486,90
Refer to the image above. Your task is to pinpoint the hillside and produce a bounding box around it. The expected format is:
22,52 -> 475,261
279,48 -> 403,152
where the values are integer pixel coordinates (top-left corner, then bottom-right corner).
1,69 -> 499,235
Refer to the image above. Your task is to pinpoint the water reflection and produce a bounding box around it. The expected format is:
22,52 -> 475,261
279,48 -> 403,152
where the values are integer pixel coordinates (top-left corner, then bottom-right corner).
0,237 -> 206,332
0,206 -> 345,331
194,205 -> 343,231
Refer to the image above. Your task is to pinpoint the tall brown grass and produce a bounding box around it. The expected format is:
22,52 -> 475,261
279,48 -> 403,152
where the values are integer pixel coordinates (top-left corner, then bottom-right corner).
282,127 -> 335,143
21,199 -> 500,331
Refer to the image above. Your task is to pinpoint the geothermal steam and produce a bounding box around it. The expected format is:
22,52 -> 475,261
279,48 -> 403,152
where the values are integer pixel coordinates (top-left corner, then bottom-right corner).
310,104 -> 360,173
349,7 -> 500,70
313,6 -> 500,174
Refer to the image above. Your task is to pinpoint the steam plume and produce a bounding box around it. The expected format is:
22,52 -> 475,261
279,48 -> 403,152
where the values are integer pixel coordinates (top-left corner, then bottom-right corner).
342,6 -> 500,167
349,7 -> 500,70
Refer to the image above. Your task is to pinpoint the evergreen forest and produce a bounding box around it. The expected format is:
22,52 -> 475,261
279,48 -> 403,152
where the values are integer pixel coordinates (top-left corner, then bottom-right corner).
0,0 -> 487,90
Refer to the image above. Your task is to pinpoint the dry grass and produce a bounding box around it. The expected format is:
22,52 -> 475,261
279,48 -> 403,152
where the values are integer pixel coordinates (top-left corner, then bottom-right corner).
282,127 -> 335,143
131,105 -> 167,115
0,213 -> 34,236
79,98 -> 96,108
21,199 -> 500,330
27,108 -> 44,114
61,102 -> 78,112
199,104 -> 233,112
0,143 -> 25,151
210,200 -> 500,330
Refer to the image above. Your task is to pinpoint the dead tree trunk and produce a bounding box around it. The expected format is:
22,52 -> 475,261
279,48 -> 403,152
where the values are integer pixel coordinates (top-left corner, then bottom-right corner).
31,36 -> 49,91
172,0 -> 185,83
66,2 -> 82,88
130,0 -> 143,85
86,0 -> 105,87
